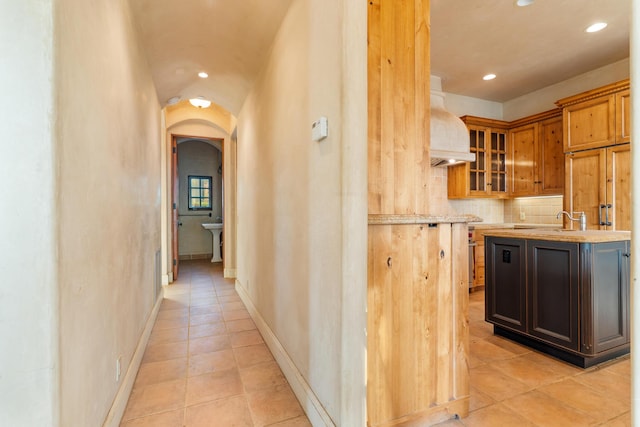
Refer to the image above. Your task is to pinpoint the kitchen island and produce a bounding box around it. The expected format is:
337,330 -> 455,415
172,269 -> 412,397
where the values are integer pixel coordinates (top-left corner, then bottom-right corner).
483,228 -> 630,367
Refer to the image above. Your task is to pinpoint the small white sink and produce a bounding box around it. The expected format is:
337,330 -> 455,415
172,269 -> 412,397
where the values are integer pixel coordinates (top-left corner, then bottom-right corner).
202,223 -> 223,262
202,222 -> 223,230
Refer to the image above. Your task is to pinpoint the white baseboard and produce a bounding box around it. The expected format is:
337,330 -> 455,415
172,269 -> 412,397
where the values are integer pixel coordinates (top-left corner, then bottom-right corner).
224,268 -> 237,279
102,290 -> 164,427
162,274 -> 170,286
235,281 -> 335,427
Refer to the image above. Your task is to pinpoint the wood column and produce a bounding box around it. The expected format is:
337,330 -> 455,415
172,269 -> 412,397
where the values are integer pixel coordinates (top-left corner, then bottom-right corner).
367,1 -> 470,425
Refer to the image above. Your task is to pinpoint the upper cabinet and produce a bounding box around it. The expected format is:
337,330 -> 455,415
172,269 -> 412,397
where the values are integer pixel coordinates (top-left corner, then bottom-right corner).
509,110 -> 564,198
449,112 -> 564,199
556,79 -> 630,152
448,79 -> 629,200
616,88 -> 631,144
448,116 -> 509,199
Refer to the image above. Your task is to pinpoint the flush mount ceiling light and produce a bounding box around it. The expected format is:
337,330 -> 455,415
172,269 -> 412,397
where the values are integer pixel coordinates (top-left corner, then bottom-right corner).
585,22 -> 608,33
483,73 -> 497,81
198,71 -> 209,78
166,96 -> 181,105
516,0 -> 534,6
189,97 -> 211,108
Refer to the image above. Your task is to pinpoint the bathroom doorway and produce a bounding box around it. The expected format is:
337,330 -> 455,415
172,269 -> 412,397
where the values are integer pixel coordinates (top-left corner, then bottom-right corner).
171,134 -> 224,278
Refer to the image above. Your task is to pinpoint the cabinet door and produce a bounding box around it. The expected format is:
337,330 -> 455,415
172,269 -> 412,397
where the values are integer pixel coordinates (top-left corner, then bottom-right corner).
563,95 -> 615,152
615,89 -> 630,144
581,242 -> 630,354
485,237 -> 526,332
538,116 -> 564,194
527,240 -> 580,351
606,145 -> 631,231
488,130 -> 508,196
564,149 -> 606,230
509,124 -> 537,197
469,126 -> 489,195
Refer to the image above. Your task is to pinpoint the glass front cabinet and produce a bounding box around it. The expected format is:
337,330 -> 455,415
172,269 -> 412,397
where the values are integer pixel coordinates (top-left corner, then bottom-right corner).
448,117 -> 509,198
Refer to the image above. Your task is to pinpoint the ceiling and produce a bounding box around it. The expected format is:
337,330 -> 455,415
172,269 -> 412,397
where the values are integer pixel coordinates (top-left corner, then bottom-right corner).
130,0 -> 630,114
431,0 -> 630,102
129,0 -> 294,114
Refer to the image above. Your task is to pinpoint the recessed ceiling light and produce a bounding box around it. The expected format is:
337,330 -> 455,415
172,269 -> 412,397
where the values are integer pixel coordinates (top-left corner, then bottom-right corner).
483,74 -> 497,81
516,0 -> 534,6
198,71 -> 209,78
189,97 -> 212,108
585,22 -> 607,33
166,96 -> 181,105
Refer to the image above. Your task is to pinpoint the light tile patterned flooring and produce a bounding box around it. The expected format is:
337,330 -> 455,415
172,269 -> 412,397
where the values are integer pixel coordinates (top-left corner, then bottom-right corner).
120,260 -> 311,427
433,290 -> 631,427
122,261 -> 631,427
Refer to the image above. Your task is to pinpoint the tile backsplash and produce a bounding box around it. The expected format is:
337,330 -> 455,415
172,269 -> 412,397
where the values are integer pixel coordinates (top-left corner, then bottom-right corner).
504,196 -> 564,224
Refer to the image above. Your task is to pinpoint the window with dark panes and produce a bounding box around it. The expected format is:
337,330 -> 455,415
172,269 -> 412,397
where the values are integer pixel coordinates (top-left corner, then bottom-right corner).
188,175 -> 212,210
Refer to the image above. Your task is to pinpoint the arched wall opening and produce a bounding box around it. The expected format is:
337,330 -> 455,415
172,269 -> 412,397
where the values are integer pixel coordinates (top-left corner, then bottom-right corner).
161,101 -> 238,283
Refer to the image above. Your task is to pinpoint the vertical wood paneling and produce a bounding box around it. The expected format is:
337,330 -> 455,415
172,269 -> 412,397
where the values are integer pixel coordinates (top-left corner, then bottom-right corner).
435,224 -> 452,403
368,223 -> 469,426
368,0 -> 430,215
367,0 -> 469,424
413,0 -> 430,212
367,0 -> 382,212
452,223 -> 470,405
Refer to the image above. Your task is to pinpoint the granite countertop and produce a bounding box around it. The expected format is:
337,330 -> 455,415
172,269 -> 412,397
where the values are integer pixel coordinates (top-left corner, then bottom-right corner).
469,222 -> 562,230
368,214 -> 482,225
481,228 -> 631,243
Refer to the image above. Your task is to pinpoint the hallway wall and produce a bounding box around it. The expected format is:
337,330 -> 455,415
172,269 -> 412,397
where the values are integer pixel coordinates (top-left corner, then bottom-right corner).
55,0 -> 161,425
0,1 -> 57,425
236,0 -> 367,425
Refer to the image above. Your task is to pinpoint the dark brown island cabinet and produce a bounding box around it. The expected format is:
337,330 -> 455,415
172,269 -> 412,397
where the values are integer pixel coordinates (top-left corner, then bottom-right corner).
484,229 -> 630,368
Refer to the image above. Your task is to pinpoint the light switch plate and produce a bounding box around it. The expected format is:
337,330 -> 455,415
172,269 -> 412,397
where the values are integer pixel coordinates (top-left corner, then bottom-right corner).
312,117 -> 328,141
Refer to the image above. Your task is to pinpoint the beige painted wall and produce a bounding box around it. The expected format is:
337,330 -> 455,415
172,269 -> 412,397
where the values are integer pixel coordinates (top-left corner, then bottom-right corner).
55,0 -> 161,425
0,1 -> 57,425
177,141 -> 222,257
236,0 -> 367,424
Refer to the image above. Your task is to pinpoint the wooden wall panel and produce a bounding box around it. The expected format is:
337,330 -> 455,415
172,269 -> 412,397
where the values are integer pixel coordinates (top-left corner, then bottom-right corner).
367,0 -> 469,425
368,0 -> 430,215
368,223 -> 469,426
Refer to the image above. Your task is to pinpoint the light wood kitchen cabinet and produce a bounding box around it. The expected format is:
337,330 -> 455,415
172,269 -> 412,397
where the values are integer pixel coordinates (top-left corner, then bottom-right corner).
537,115 -> 565,194
448,117 -> 509,199
564,144 -> 630,230
616,89 -> 630,143
556,79 -> 630,152
509,123 -> 538,197
508,110 -> 564,197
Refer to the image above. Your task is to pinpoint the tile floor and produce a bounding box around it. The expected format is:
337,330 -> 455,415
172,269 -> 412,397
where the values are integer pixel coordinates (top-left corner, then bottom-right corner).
120,260 -> 311,427
433,290 -> 631,427
122,261 -> 631,427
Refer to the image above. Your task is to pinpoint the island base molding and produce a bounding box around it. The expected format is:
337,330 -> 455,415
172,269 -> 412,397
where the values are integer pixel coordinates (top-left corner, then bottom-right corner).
495,326 -> 629,368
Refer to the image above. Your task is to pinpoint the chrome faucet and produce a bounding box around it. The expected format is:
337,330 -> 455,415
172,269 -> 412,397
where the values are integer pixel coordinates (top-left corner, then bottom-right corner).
556,211 -> 587,231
